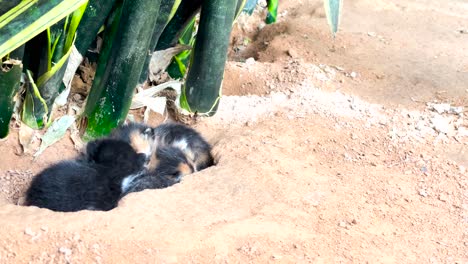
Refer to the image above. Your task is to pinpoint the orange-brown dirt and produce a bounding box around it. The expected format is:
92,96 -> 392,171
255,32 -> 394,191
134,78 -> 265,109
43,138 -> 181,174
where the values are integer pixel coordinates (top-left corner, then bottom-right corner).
1,0 -> 467,263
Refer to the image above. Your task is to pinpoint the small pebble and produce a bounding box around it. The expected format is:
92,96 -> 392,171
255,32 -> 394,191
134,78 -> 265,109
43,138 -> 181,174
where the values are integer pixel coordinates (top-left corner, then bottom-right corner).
59,247 -> 72,256
459,165 -> 466,174
271,255 -> 283,260
73,94 -> 83,101
24,228 -> 35,237
287,49 -> 298,58
419,189 -> 428,197
245,57 -> 255,65
438,193 -> 448,202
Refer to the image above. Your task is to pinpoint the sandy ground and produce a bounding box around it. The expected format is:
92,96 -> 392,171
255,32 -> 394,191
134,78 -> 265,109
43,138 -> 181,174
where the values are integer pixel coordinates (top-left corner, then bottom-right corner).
0,0 -> 467,263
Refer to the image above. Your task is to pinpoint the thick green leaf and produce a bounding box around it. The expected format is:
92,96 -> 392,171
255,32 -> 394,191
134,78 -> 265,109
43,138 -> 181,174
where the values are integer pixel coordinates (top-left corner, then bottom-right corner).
265,0 -> 278,24
0,0 -> 88,59
0,58 -> 22,138
324,0 -> 342,36
21,4 -> 86,129
139,0 -> 181,84
75,0 -> 117,55
82,0 -> 162,140
0,0 -> 22,16
156,0 -> 203,51
235,0 -> 247,19
166,16 -> 196,79
182,0 -> 237,115
22,70 -> 49,129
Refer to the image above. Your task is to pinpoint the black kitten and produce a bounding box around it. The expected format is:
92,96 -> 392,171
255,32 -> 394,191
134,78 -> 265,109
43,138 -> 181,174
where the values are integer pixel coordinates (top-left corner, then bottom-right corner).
149,122 -> 214,172
108,122 -> 155,162
25,139 -> 146,212
121,146 -> 194,197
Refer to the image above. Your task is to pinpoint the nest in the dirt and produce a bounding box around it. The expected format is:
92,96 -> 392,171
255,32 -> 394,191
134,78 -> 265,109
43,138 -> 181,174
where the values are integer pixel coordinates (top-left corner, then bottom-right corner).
0,170 -> 34,205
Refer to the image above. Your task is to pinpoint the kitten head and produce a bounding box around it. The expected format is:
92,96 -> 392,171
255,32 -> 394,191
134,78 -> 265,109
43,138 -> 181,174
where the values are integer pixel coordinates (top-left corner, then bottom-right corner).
110,122 -> 156,162
152,146 -> 195,183
86,138 -> 146,171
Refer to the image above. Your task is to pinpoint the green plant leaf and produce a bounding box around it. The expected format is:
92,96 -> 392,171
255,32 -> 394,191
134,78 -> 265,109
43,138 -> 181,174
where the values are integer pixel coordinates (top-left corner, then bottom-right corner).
0,58 -> 22,138
324,0 -> 342,36
266,0 -> 278,24
82,0 -> 162,140
156,0 -> 202,51
166,17 -> 196,79
0,0 -> 89,59
138,0 -> 181,83
22,70 -> 49,129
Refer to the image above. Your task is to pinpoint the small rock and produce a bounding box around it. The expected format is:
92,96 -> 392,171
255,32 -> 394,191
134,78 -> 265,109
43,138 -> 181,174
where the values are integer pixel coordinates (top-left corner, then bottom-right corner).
303,192 -> 322,207
287,49 -> 298,58
375,73 -> 385,79
334,65 -> 345,71
459,165 -> 466,174
343,153 -> 352,161
258,22 -> 266,30
431,115 -> 450,134
73,233 -> 80,241
367,32 -> 376,37
271,255 -> 283,260
449,106 -> 464,115
24,228 -> 35,237
429,103 -> 451,114
456,127 -> 468,137
338,221 -> 347,228
350,72 -> 357,78
245,57 -> 255,65
418,189 -> 428,197
72,94 -> 83,101
351,219 -> 357,225
438,193 -> 448,202
59,247 -> 72,256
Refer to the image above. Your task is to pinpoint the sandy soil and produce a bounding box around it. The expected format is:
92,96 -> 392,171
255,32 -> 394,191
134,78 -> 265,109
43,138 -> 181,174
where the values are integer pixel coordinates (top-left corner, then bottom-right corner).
0,0 -> 467,263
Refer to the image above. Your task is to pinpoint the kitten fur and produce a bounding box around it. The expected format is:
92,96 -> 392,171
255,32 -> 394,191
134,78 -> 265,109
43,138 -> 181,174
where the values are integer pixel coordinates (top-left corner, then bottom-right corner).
108,122 -> 156,162
121,146 -> 194,197
149,123 -> 214,172
25,139 -> 146,212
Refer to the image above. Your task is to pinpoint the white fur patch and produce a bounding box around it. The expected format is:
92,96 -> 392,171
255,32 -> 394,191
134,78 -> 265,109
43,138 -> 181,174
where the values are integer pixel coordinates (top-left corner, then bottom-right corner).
121,172 -> 143,193
172,138 -> 188,151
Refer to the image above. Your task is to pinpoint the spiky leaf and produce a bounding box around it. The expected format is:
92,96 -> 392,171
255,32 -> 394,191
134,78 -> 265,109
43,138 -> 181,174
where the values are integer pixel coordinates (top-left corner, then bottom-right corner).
324,0 -> 342,36
0,58 -> 22,138
0,0 -> 88,59
182,0 -> 237,115
265,0 -> 278,24
82,0 -> 162,140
